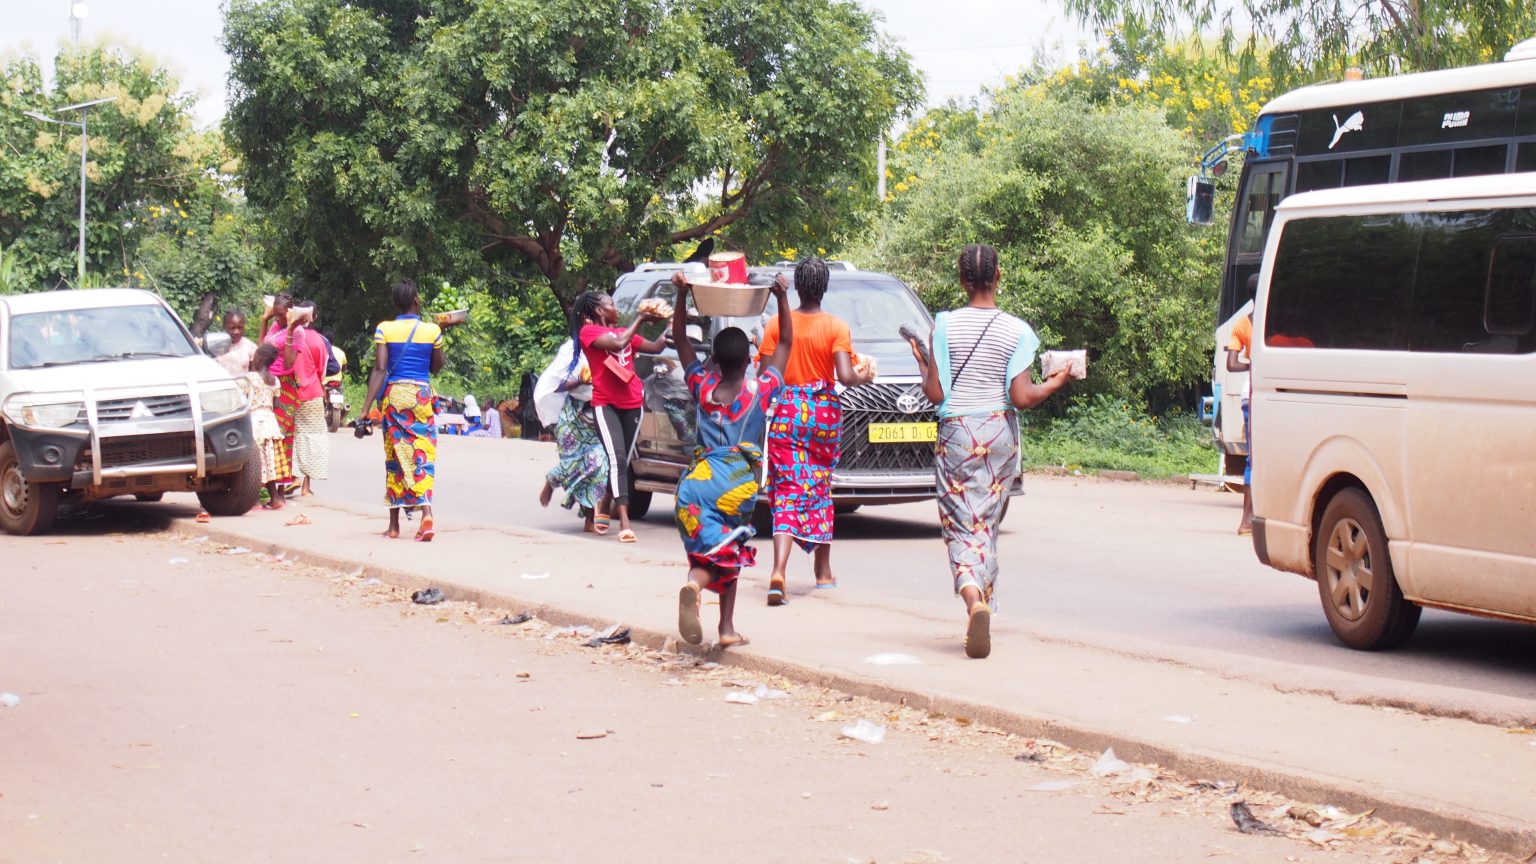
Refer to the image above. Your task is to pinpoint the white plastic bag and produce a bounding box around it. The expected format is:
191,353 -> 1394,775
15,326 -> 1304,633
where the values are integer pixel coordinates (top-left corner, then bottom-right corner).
534,341 -> 592,428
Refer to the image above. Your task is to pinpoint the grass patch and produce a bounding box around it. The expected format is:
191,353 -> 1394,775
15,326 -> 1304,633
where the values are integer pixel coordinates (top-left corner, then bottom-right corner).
1021,395 -> 1216,479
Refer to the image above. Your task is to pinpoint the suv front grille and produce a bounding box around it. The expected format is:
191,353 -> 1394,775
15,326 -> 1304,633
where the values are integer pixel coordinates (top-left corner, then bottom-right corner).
81,433 -> 198,469
838,383 -> 936,474
97,394 -> 192,423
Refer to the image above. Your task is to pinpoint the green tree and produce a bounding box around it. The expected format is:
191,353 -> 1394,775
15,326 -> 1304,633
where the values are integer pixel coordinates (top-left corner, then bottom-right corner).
1062,0 -> 1536,86
0,44 -> 207,290
851,87 -> 1223,412
221,0 -> 922,335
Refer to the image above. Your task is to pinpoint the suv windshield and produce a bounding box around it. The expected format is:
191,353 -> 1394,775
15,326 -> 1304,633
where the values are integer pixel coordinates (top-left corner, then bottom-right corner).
8,305 -> 196,370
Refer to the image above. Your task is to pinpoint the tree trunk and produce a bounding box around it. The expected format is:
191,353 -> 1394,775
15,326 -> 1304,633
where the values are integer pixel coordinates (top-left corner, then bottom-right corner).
190,290 -> 217,337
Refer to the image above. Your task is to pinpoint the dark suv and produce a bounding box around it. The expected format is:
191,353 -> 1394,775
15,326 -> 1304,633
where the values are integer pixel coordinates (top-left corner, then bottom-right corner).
611,262 -> 946,518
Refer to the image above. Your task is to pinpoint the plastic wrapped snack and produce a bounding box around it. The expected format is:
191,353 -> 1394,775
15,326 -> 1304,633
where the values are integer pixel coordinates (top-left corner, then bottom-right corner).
1039,349 -> 1088,380
852,353 -> 879,381
637,298 -> 674,318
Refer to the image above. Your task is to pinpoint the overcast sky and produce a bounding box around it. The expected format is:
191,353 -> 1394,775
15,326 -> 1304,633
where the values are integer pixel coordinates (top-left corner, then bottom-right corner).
2,0 -> 1090,128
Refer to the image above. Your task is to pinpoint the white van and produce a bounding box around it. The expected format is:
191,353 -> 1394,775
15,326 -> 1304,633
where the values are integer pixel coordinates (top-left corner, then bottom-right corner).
1251,173 -> 1536,650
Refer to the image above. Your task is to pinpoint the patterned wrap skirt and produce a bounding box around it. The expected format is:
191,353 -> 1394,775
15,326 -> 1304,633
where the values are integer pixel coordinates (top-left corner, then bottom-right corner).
545,396 -> 609,515
766,383 -> 840,551
383,381 -> 437,509
293,398 -> 329,480
250,407 -> 284,484
271,375 -> 300,486
935,411 -> 1020,610
675,443 -> 763,593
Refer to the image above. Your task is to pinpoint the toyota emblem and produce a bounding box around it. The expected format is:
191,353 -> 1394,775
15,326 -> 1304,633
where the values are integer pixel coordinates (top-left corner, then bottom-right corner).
896,387 -> 925,414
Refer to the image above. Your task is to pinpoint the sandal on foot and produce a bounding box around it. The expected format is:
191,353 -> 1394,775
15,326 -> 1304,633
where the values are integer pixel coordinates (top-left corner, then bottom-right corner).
814,579 -> 839,590
616,528 -> 637,543
964,605 -> 992,659
415,519 -> 435,542
592,514 -> 611,536
678,584 -> 703,645
767,579 -> 788,607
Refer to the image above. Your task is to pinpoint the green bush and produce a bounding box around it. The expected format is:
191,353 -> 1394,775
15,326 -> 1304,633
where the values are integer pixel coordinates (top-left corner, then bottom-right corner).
1022,395 -> 1214,478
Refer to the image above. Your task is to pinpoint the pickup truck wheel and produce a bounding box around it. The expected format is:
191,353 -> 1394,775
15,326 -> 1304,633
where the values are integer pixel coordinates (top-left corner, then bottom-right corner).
134,492 -> 165,503
197,452 -> 262,517
0,441 -> 59,535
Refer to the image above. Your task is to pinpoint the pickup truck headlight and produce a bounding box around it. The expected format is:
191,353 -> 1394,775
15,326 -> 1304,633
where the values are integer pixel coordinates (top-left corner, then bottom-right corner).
200,384 -> 247,416
1,394 -> 86,429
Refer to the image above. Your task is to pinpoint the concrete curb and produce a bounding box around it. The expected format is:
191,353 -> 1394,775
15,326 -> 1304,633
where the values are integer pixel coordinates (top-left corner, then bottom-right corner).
170,519 -> 1536,858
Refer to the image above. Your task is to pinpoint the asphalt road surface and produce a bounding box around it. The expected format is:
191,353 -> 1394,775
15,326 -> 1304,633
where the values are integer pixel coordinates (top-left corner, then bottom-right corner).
311,434 -> 1536,716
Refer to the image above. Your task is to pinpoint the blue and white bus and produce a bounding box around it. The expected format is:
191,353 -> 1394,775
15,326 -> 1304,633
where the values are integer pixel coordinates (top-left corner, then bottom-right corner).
1194,37 -> 1536,486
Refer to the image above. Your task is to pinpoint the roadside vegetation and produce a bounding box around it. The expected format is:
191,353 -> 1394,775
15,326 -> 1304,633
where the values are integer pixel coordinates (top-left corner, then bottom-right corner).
3,1 -> 1529,471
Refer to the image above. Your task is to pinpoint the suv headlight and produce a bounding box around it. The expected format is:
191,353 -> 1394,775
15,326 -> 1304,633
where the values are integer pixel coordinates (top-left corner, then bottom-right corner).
1,394 -> 86,429
200,384 -> 247,416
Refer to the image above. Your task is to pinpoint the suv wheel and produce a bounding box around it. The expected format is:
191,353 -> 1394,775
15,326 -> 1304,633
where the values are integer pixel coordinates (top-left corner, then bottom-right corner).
0,441 -> 60,535
196,452 -> 262,517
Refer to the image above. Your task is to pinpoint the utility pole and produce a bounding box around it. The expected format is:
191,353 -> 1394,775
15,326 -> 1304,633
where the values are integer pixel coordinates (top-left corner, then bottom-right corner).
876,135 -> 887,203
25,97 -> 117,288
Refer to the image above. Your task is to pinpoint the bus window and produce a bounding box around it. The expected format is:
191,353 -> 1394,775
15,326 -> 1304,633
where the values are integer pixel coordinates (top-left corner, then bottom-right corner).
1485,234 -> 1536,349
1453,144 -> 1508,177
1236,166 -> 1286,254
1519,142 -> 1536,172
1266,215 -> 1416,350
1344,155 -> 1391,186
1295,159 -> 1342,192
1400,149 -> 1452,182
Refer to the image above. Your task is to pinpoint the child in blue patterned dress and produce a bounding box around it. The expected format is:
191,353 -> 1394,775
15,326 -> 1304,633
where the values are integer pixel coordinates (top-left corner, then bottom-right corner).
669,271 -> 793,647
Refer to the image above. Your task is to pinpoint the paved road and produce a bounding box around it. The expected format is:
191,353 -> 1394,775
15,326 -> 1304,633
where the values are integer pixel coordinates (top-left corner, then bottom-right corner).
1,532 -> 1421,863
311,433 -> 1536,713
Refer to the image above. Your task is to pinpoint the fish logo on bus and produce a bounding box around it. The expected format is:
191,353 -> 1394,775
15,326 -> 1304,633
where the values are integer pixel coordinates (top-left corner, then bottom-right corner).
1329,111 -> 1365,149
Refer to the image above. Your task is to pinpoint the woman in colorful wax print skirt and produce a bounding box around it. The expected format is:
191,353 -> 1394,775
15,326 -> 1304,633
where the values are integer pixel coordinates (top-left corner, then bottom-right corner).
754,258 -> 874,606
906,244 -> 1072,659
669,271 -> 793,647
360,279 -> 458,542
259,293 -> 302,494
535,334 -> 610,534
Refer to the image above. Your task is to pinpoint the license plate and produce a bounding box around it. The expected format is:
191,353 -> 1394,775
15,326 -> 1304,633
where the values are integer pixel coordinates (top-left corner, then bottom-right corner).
868,422 -> 937,444
329,392 -> 344,405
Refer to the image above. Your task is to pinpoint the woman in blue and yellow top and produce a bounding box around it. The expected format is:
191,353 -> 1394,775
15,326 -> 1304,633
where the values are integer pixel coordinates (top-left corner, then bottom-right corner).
361,279 -> 451,541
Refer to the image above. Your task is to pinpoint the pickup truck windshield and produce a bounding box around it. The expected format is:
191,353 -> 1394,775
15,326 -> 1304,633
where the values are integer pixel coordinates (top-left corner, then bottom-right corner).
9,305 -> 196,370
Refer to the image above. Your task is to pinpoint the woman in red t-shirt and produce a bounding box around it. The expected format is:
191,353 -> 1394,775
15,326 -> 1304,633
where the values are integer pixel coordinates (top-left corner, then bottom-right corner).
571,291 -> 667,542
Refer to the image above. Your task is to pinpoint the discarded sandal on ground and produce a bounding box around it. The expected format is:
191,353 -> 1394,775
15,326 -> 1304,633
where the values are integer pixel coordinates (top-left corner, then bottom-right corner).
285,513 -> 311,526
678,583 -> 703,645
195,511 -> 211,524
965,604 -> 992,659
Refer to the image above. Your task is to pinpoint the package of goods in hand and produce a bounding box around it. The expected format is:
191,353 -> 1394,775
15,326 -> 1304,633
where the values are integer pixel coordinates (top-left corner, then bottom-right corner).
636,298 -> 674,318
852,353 -> 879,380
1039,349 -> 1087,379
690,251 -> 769,318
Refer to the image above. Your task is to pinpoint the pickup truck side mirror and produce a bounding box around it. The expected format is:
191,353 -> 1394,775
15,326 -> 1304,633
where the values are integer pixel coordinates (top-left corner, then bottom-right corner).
203,331 -> 232,357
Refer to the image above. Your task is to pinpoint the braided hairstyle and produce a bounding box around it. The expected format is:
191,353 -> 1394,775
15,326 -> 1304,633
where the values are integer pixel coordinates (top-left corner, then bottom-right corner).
957,243 -> 1000,293
566,291 -> 607,376
794,257 -> 830,305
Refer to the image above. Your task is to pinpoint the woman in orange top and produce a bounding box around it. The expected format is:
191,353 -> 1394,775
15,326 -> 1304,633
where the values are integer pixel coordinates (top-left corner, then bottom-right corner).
755,257 -> 874,605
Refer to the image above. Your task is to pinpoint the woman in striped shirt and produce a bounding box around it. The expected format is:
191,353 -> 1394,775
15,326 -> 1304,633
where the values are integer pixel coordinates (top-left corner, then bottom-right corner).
908,244 -> 1072,659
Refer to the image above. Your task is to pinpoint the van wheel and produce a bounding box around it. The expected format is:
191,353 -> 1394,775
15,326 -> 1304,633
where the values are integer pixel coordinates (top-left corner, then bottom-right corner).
134,492 -> 165,503
197,452 -> 262,517
0,441 -> 59,535
1313,488 -> 1420,650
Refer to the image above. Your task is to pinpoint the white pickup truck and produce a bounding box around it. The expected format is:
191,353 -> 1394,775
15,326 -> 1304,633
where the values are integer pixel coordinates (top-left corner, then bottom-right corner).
0,288 -> 260,535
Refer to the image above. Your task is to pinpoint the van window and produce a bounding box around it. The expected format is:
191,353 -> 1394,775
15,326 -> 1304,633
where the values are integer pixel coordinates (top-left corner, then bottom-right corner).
1265,215 -> 1416,349
1486,235 -> 1536,344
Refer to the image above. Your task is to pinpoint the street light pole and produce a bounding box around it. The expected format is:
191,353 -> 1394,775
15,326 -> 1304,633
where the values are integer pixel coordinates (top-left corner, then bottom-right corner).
24,96 -> 115,288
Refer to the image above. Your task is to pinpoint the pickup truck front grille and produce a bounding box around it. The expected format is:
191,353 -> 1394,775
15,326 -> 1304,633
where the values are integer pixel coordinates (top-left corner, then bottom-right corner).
97,394 -> 192,423
838,383 -> 937,474
93,433 -> 198,469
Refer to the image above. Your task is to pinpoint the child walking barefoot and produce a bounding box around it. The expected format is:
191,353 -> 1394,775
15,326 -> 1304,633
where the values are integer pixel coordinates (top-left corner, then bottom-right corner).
247,343 -> 288,509
670,271 -> 793,647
